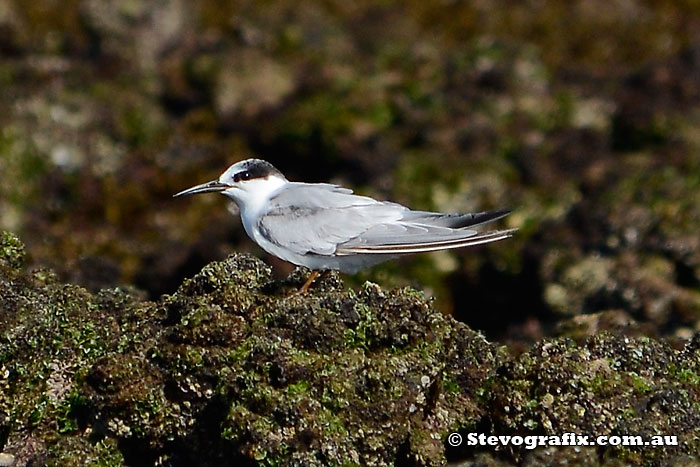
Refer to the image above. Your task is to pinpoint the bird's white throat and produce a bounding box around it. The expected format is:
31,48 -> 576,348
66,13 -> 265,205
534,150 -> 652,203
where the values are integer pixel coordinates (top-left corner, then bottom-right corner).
221,175 -> 288,233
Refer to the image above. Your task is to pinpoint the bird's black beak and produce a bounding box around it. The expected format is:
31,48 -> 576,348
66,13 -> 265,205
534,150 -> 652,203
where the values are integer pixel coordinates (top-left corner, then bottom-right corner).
173,180 -> 232,198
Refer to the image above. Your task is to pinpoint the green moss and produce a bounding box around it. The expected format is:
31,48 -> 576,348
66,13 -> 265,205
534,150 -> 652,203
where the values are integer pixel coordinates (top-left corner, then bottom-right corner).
3,244 -> 700,465
0,231 -> 25,270
47,437 -> 124,467
285,380 -> 311,396
628,372 -> 654,394
668,364 -> 700,386
55,392 -> 87,434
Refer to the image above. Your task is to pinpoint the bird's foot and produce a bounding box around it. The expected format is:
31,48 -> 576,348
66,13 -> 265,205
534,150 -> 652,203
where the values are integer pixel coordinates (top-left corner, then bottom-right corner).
292,270 -> 330,295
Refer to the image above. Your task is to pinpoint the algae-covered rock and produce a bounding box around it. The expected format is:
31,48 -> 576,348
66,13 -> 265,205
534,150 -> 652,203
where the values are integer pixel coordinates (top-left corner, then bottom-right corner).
83,257 -> 497,466
482,335 -> 700,464
0,231 -> 24,271
2,0 -> 700,349
2,231 -> 700,465
1,233 -> 497,465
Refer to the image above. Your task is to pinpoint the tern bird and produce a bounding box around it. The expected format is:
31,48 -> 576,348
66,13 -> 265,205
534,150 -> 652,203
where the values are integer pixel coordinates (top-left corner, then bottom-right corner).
175,159 -> 516,292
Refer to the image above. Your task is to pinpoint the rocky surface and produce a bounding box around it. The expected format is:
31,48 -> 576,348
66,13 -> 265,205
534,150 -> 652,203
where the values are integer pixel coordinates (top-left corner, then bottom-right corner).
1,0 -> 699,346
2,232 -> 699,465
2,0 -> 700,464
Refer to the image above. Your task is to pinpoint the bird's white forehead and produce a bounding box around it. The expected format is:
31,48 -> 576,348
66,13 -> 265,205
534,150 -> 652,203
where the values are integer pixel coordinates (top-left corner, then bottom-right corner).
219,158 -> 285,182
219,161 -> 246,180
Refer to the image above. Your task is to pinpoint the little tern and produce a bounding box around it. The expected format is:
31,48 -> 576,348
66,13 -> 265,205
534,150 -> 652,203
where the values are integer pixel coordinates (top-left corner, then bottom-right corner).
175,159 -> 515,291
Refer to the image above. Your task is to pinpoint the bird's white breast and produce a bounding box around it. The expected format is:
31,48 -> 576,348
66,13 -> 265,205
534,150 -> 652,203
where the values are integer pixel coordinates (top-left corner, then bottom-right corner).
231,177 -> 287,244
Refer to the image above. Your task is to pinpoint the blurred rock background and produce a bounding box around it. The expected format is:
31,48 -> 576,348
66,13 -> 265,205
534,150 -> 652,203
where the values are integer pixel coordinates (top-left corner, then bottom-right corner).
1,0 -> 700,345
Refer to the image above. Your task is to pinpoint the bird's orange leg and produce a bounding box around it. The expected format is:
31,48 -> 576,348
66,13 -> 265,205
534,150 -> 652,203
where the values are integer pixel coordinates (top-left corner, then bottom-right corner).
297,270 -> 331,294
298,271 -> 320,294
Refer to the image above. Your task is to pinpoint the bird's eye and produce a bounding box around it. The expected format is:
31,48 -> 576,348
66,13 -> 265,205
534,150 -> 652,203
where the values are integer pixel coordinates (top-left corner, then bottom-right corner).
234,171 -> 251,182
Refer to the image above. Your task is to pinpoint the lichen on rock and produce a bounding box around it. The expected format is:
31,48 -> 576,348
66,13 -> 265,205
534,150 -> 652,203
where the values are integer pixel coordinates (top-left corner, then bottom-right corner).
2,231 -> 700,465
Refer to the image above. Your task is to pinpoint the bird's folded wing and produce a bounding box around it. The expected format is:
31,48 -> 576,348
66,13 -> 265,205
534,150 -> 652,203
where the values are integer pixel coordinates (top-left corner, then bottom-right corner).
257,183 -> 406,255
258,182 -> 514,256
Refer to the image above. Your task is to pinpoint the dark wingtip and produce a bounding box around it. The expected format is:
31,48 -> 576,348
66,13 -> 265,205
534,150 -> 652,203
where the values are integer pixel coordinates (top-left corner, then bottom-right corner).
452,209 -> 511,228
486,209 -> 511,220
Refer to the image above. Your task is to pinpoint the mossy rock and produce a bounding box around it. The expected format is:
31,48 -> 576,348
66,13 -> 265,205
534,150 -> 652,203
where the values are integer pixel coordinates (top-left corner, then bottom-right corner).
1,231 -> 700,466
